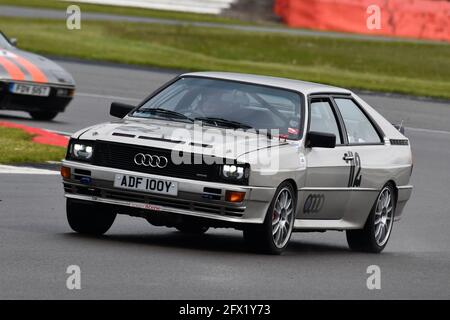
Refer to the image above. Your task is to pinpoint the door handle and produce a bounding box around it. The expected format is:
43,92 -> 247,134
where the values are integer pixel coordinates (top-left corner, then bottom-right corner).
343,154 -> 354,161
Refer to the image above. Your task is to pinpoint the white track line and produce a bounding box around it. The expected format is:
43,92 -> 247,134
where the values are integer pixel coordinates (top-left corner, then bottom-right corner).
75,92 -> 141,103
45,126 -> 450,139
74,92 -> 450,135
405,126 -> 450,135
44,129 -> 72,137
0,165 -> 59,175
1,127 -> 447,175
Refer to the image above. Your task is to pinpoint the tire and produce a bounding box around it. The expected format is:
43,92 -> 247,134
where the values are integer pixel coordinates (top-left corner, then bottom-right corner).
243,181 -> 296,255
175,223 -> 209,235
66,199 -> 116,235
346,183 -> 396,253
29,111 -> 59,121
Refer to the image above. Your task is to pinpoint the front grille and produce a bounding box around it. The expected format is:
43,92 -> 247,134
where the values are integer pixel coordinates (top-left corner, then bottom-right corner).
0,81 -> 72,111
91,140 -> 248,185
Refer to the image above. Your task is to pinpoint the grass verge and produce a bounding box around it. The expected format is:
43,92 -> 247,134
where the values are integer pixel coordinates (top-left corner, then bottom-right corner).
1,17 -> 449,99
0,127 -> 65,164
0,0 -> 252,25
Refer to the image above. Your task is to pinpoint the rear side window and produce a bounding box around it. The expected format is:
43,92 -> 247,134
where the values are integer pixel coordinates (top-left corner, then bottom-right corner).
310,99 -> 342,145
334,98 -> 382,144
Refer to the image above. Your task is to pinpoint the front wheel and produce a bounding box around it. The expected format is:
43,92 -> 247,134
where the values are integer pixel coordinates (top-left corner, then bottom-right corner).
243,182 -> 296,254
346,184 -> 396,253
29,111 -> 59,121
66,199 -> 116,235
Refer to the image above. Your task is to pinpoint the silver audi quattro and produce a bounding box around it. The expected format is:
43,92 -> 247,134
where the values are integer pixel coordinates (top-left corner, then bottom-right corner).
61,72 -> 413,254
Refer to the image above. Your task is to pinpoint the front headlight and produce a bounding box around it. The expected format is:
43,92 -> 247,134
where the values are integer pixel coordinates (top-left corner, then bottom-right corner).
222,164 -> 249,180
69,141 -> 94,161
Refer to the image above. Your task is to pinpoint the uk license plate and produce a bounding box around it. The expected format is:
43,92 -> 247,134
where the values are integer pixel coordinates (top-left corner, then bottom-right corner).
9,83 -> 51,97
114,174 -> 178,196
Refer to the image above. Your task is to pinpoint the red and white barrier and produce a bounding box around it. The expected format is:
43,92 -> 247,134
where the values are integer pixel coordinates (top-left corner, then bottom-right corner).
275,0 -> 450,42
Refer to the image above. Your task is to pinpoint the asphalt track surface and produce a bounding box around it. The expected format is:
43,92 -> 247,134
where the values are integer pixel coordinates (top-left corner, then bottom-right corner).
1,59 -> 450,299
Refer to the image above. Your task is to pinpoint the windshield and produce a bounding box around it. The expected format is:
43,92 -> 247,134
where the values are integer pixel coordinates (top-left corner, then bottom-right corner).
132,77 -> 303,139
0,32 -> 12,48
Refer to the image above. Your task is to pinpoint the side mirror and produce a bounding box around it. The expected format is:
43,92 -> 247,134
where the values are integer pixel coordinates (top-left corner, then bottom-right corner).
306,131 -> 336,148
110,102 -> 135,118
9,38 -> 17,46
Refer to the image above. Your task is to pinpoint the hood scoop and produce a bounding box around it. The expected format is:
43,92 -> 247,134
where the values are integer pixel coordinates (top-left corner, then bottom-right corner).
112,131 -> 187,145
138,135 -> 185,144
110,131 -> 214,148
189,142 -> 212,148
112,132 -> 135,138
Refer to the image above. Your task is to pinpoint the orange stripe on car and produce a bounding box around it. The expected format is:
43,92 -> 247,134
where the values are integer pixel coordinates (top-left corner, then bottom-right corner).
13,55 -> 48,83
0,56 -> 26,81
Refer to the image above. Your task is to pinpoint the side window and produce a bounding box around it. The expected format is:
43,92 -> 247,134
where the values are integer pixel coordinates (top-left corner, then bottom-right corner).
309,99 -> 342,145
334,98 -> 382,144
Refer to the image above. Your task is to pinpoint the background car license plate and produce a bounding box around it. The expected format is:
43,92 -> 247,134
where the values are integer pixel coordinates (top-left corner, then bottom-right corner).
114,174 -> 178,196
9,83 -> 51,97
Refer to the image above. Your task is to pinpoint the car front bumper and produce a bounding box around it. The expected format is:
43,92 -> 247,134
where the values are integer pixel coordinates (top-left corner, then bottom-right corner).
62,160 -> 276,225
0,81 -> 74,112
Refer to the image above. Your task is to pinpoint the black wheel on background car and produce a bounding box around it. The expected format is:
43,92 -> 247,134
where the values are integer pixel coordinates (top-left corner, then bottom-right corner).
29,111 -> 59,121
66,199 -> 116,235
175,223 -> 209,235
243,181 -> 296,255
346,183 -> 396,253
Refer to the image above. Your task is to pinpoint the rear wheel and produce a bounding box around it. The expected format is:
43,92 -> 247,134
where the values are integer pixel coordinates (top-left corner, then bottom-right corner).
66,199 -> 116,235
29,111 -> 59,121
243,182 -> 296,255
346,184 -> 396,253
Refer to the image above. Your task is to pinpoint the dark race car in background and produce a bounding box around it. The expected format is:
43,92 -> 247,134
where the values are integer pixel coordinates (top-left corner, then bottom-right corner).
0,31 -> 75,121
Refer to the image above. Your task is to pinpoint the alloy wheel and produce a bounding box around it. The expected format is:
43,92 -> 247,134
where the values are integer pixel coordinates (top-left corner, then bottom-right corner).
374,186 -> 394,246
272,187 -> 295,248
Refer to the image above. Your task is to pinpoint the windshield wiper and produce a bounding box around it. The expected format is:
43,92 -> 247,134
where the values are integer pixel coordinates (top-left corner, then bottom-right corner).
194,117 -> 253,130
136,108 -> 193,122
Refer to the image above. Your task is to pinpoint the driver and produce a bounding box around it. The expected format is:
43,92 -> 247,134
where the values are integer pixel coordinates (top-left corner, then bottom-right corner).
190,89 -> 230,118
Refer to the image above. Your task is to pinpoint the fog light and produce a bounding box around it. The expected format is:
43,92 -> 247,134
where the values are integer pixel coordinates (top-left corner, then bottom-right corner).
225,191 -> 245,203
61,166 -> 71,179
56,88 -> 68,96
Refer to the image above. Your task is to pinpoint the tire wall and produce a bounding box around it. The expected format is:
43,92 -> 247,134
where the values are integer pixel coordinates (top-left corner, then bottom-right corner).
274,0 -> 450,42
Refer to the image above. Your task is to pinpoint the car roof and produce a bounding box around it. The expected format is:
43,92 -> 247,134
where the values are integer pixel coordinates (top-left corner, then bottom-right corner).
181,71 -> 351,96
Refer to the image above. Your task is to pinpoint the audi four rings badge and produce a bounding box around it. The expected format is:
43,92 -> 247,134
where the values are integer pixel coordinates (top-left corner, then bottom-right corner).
303,194 -> 325,214
134,153 -> 168,168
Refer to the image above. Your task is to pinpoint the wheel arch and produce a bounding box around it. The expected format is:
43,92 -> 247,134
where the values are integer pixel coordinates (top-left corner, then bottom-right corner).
282,178 -> 298,201
386,179 -> 398,206
361,180 -> 397,227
